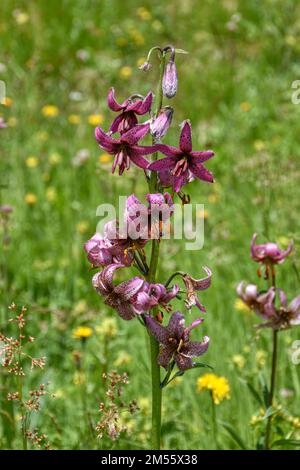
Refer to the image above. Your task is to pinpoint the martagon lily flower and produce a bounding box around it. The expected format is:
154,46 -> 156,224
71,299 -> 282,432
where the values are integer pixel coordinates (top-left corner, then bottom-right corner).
182,266 -> 212,312
251,233 -> 293,265
95,123 -> 159,175
148,120 -> 214,192
145,311 -> 209,370
108,88 -> 153,134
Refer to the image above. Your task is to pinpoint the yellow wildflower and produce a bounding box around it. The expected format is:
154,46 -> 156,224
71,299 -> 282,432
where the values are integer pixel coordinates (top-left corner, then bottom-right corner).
137,7 -> 152,21
41,105 -> 59,117
7,117 -> 17,127
253,139 -> 265,152
256,350 -> 266,368
232,354 -> 246,369
73,326 -> 93,339
46,187 -> 57,202
26,156 -> 39,168
114,351 -> 132,367
76,220 -> 89,234
14,11 -> 29,25
98,153 -> 112,164
96,318 -> 117,337
88,114 -> 104,126
49,152 -> 61,165
68,114 -> 81,124
3,97 -> 13,107
25,193 -> 37,205
240,101 -> 251,112
234,298 -> 250,313
119,66 -> 132,80
197,373 -> 230,405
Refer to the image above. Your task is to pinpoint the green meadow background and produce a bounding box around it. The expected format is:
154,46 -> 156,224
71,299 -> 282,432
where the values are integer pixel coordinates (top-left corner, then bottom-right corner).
0,0 -> 300,449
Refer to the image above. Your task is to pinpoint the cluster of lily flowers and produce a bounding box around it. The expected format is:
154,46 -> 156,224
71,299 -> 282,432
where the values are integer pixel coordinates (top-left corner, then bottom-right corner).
84,50 -> 215,371
237,234 -> 300,330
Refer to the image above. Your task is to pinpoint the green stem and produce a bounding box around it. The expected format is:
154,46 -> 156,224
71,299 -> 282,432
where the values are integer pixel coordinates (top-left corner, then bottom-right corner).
210,392 -> 218,449
264,329 -> 278,450
146,51 -> 166,450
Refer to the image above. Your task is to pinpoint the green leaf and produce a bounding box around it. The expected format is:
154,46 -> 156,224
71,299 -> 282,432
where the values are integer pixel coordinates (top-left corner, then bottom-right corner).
192,362 -> 213,369
219,421 -> 248,450
239,378 -> 263,406
175,48 -> 189,54
259,373 -> 270,408
271,439 -> 300,448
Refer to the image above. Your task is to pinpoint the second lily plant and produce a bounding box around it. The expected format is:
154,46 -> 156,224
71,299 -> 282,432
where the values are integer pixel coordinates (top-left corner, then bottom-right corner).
84,45 -> 215,449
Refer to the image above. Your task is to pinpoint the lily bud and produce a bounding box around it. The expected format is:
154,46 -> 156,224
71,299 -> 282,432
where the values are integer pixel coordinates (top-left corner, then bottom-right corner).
162,59 -> 178,99
150,106 -> 173,140
139,61 -> 152,72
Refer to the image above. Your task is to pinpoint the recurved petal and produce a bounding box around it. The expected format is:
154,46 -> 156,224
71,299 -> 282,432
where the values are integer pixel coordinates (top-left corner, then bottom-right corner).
116,301 -> 136,320
167,311 -> 185,338
185,336 -> 210,357
148,155 -> 177,171
129,151 -> 150,169
289,295 -> 300,316
174,353 -> 193,371
114,277 -> 144,300
109,114 -> 124,134
145,315 -> 170,344
121,123 -> 150,145
189,162 -> 214,183
184,318 -> 204,340
179,120 -> 192,153
191,266 -> 212,291
99,263 -> 125,291
157,347 -> 174,369
190,150 -> 214,162
156,143 -> 182,158
95,126 -> 116,149
131,91 -> 153,115
107,87 -> 123,112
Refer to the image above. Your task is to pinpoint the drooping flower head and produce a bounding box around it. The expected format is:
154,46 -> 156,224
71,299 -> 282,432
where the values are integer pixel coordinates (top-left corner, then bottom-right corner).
95,123 -> 158,175
149,120 -> 214,192
145,311 -> 209,370
133,283 -> 179,314
182,266 -> 212,312
251,233 -> 293,265
237,281 -> 300,330
108,88 -> 153,134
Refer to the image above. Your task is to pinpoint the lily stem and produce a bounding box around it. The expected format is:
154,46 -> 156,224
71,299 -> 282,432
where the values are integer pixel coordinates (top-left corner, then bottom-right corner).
146,50 -> 166,450
264,328 -> 278,450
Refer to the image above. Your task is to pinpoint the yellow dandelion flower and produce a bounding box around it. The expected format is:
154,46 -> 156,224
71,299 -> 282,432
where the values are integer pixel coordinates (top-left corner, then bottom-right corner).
114,351 -> 132,367
49,152 -> 61,165
68,114 -> 81,125
98,153 -> 112,164
232,354 -> 246,369
253,139 -> 265,152
88,114 -> 104,126
197,373 -> 230,405
240,101 -> 251,112
96,318 -> 117,337
41,105 -> 59,117
7,117 -> 17,127
25,193 -> 37,205
3,97 -> 13,107
46,187 -> 57,202
234,298 -> 251,313
137,7 -> 152,21
26,156 -> 39,168
73,326 -> 93,339
119,66 -> 132,80
76,220 -> 89,234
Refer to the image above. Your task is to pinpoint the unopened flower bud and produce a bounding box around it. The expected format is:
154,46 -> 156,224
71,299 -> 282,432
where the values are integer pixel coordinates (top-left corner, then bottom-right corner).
139,61 -> 152,72
162,60 -> 178,99
150,107 -> 173,140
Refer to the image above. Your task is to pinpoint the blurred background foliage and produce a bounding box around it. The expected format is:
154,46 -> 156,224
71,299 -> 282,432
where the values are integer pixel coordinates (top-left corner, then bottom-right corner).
0,0 -> 300,449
